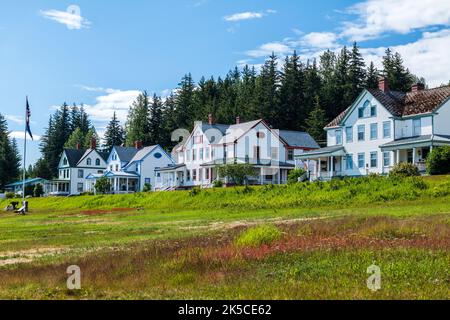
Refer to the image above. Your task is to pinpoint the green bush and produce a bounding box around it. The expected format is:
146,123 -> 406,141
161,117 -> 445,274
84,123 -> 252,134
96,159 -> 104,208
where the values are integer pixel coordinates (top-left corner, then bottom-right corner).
33,184 -> 44,198
212,180 -> 223,188
235,225 -> 282,247
95,177 -> 112,194
5,192 -> 15,199
389,162 -> 420,178
288,169 -> 307,184
427,146 -> 450,175
143,183 -> 152,192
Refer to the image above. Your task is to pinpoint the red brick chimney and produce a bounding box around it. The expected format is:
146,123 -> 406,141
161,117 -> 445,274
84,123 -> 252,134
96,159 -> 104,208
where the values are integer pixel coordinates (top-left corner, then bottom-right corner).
134,140 -> 143,149
236,116 -> 241,124
90,137 -> 97,150
379,77 -> 389,92
208,114 -> 214,125
412,83 -> 425,93
76,143 -> 81,150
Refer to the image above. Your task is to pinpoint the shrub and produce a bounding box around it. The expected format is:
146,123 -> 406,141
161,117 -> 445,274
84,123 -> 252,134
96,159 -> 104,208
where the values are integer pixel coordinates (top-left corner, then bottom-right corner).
389,162 -> 420,178
235,225 -> 282,247
212,180 -> 223,188
189,187 -> 201,197
143,183 -> 152,192
427,146 -> 450,175
95,177 -> 111,194
5,192 -> 15,199
33,184 -> 44,198
287,169 -> 307,184
216,164 -> 256,186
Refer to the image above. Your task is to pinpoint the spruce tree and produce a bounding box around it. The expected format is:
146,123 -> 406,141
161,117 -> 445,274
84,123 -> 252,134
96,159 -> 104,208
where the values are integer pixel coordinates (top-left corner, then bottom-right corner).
366,62 -> 379,89
255,53 -> 280,126
304,96 -> 327,143
149,94 -> 164,146
125,91 -> 151,146
103,111 -> 125,152
174,74 -> 195,129
348,42 -> 366,100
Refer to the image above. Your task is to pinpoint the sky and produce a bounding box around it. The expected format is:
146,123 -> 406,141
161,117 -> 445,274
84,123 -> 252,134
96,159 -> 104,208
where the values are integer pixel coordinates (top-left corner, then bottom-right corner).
0,0 -> 449,166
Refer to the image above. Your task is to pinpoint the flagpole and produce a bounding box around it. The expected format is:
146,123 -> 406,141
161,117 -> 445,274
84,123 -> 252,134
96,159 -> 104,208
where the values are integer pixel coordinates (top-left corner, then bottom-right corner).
22,96 -> 28,205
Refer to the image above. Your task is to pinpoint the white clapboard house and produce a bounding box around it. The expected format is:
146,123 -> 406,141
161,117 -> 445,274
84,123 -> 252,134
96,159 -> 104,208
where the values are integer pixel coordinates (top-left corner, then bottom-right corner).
155,115 -> 319,190
86,141 -> 174,193
296,78 -> 450,180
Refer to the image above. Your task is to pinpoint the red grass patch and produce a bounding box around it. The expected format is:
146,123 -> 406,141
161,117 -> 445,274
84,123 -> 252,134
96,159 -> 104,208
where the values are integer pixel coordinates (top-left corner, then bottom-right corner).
79,208 -> 137,216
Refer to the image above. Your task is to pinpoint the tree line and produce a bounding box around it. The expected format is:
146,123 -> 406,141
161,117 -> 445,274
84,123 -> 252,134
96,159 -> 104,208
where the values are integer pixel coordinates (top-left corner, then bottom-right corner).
2,44 -> 430,184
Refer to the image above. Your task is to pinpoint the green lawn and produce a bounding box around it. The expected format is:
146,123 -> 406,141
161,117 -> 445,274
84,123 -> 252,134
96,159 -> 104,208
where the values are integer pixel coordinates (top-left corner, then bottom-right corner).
0,175 -> 449,299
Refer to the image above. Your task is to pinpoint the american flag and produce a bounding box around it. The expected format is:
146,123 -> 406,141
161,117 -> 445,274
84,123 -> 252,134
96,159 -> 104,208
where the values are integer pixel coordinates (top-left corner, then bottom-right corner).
26,97 -> 33,140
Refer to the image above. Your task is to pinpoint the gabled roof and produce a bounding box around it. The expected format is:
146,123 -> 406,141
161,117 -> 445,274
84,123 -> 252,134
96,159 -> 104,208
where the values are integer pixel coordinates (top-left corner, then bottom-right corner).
77,149 -> 109,165
216,119 -> 264,144
200,123 -> 230,135
279,130 -> 320,149
127,145 -> 158,163
326,85 -> 450,128
113,146 -> 139,163
5,178 -> 48,187
63,149 -> 86,167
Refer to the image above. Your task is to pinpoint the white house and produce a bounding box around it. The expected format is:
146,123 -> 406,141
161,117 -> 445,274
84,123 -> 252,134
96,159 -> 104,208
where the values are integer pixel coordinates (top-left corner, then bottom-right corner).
296,79 -> 450,180
155,116 -> 319,190
86,142 -> 174,193
47,139 -> 108,195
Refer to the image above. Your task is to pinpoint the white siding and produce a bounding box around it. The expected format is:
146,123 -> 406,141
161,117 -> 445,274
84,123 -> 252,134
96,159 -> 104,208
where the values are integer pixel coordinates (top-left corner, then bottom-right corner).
434,100 -> 450,135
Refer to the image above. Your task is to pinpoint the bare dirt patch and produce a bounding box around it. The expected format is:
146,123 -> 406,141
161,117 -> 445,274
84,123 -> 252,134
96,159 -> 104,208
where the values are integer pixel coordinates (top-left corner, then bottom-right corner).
0,247 -> 68,267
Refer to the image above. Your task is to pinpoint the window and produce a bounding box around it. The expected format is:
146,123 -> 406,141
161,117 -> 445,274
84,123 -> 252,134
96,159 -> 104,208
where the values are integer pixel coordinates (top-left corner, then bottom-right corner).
192,149 -> 197,161
192,169 -> 197,181
254,146 -> 261,161
194,135 -> 203,144
358,102 -> 366,118
78,169 -> 84,178
96,158 -> 100,166
370,105 -> 377,117
199,169 -> 203,181
271,147 -> 279,160
77,183 -> 83,193
358,125 -> 365,141
205,148 -> 210,159
370,123 -> 378,140
98,170 -> 103,174
115,165 -> 119,172
63,157 -> 68,165
287,149 -> 294,161
186,150 -> 191,162
145,178 -> 151,184
135,165 -> 139,172
346,154 -> 354,170
413,119 -> 421,136
205,168 -> 210,180
335,129 -> 342,145
186,170 -> 191,181
200,148 -> 204,160
346,127 -> 353,143
110,165 -> 113,171
383,121 -> 391,139
370,152 -> 378,168
383,152 -> 391,167
87,158 -> 92,166
154,152 -> 162,159
256,131 -> 265,139
358,153 -> 365,169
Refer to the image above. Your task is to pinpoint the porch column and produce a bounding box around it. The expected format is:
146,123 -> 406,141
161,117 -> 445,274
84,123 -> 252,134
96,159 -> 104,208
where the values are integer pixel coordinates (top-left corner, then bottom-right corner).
260,167 -> 264,185
277,169 -> 281,185
412,147 -> 417,165
330,156 -> 334,178
126,178 -> 129,192
396,150 -> 400,164
318,158 -> 322,178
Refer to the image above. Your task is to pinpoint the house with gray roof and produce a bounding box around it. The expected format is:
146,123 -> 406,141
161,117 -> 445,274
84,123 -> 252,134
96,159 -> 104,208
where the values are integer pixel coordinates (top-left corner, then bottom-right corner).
155,115 -> 319,190
296,78 -> 450,180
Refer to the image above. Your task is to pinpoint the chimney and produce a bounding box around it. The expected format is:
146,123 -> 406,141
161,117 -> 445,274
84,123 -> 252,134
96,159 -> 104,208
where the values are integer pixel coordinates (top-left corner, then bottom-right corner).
90,137 -> 97,150
412,83 -> 425,93
378,77 -> 389,92
208,114 -> 214,125
236,116 -> 241,124
76,143 -> 81,150
134,140 -> 143,149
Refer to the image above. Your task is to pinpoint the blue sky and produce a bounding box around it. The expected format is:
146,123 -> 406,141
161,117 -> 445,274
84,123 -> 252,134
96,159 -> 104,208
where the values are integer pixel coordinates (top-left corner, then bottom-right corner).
1,0 -> 449,166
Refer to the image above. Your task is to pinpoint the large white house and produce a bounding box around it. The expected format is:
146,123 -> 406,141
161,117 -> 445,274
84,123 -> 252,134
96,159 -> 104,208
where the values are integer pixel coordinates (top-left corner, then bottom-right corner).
296,79 -> 450,180
86,142 -> 174,193
155,116 -> 319,190
47,139 -> 108,195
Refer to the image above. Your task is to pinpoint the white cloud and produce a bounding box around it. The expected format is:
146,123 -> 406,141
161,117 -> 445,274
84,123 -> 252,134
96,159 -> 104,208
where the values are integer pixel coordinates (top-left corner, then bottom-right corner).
9,131 -> 41,141
341,0 -> 450,41
82,89 -> 141,123
361,29 -> 450,87
40,5 -> 91,30
245,42 -> 292,58
224,9 -> 276,22
5,115 -> 24,125
299,32 -> 339,49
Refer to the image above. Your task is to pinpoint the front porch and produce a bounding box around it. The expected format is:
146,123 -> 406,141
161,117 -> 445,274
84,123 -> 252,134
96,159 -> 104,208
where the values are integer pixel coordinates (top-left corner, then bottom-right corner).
45,180 -> 70,196
86,172 -> 139,194
295,146 -> 346,181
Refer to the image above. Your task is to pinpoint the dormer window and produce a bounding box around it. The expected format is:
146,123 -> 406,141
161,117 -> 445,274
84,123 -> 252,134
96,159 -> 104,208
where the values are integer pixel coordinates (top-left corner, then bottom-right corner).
87,158 -> 92,166
358,101 -> 376,118
63,157 -> 68,166
95,158 -> 101,166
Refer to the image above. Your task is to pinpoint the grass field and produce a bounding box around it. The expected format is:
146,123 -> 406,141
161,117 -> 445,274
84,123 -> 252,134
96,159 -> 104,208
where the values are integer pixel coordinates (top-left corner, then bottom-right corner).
0,175 -> 449,299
